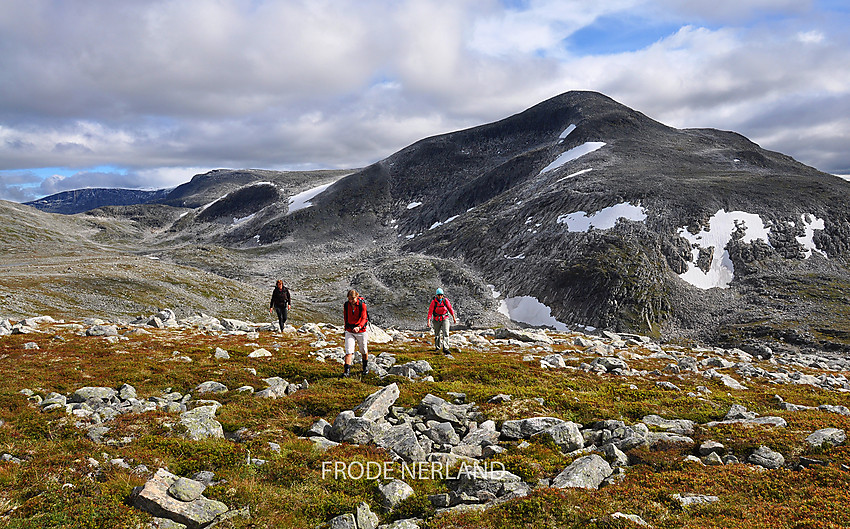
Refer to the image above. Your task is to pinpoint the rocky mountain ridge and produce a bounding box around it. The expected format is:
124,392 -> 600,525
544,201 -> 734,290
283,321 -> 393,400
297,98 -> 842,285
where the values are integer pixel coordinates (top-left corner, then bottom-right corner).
5,91 -> 850,352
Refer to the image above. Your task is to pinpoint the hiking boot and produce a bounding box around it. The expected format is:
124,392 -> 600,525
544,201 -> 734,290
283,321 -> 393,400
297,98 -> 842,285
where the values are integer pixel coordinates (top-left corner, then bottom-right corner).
341,365 -> 352,378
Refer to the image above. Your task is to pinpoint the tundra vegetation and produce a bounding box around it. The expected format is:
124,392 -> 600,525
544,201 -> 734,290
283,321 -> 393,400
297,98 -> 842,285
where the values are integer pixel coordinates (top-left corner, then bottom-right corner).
1,314 -> 849,529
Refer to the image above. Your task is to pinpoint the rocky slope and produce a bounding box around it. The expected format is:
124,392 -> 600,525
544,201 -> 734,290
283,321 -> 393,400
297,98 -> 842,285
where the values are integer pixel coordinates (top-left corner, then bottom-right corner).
5,91 -> 850,351
25,187 -> 172,214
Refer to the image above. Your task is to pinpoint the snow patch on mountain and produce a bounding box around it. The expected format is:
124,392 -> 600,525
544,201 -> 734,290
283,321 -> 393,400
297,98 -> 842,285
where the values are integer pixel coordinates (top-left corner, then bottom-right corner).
429,215 -> 459,230
539,142 -> 606,175
557,168 -> 593,182
498,296 -> 568,331
558,124 -> 576,143
407,201 -> 423,209
288,181 -> 335,214
677,210 -> 772,290
796,214 -> 826,258
557,203 -> 646,232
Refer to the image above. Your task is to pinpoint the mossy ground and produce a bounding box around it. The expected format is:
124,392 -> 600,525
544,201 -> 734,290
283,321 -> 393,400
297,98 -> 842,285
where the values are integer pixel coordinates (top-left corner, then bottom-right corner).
1,322 -> 849,528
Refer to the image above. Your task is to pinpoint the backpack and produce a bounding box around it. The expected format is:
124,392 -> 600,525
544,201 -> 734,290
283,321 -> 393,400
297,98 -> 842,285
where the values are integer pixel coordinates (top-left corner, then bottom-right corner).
345,297 -> 368,326
432,296 -> 449,317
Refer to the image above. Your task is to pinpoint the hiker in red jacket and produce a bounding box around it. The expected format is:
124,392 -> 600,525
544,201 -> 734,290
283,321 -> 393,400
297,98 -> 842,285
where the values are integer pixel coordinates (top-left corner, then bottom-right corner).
342,289 -> 369,377
427,288 -> 458,354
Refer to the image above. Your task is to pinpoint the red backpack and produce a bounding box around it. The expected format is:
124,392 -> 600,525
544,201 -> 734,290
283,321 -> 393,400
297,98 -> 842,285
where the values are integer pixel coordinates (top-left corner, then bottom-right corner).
432,296 -> 449,318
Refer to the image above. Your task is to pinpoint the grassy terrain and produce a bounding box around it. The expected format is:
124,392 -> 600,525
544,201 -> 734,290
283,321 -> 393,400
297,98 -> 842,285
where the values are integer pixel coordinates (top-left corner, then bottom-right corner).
1,321 -> 849,528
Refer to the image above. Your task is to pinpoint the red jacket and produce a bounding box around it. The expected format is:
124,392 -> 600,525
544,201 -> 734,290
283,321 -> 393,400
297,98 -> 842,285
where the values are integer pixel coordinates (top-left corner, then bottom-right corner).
344,298 -> 368,333
428,297 -> 455,321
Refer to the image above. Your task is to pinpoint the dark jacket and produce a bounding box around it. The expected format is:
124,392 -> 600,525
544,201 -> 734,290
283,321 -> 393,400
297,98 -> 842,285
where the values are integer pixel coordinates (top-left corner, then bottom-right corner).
270,286 -> 291,308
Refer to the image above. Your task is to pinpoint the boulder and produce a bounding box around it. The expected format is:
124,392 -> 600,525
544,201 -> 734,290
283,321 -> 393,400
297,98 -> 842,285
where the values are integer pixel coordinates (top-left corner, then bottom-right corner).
131,468 -> 229,529
531,421 -> 584,452
354,383 -> 400,421
178,406 -> 224,440
377,479 -> 414,510
552,454 -> 613,489
375,423 -> 426,462
194,381 -> 228,395
747,446 -> 785,469
805,428 -> 846,448
501,417 -> 565,440
355,501 -> 379,529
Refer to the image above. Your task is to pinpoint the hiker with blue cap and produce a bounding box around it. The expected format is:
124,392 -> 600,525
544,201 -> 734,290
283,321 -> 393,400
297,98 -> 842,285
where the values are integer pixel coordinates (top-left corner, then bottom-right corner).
427,287 -> 458,354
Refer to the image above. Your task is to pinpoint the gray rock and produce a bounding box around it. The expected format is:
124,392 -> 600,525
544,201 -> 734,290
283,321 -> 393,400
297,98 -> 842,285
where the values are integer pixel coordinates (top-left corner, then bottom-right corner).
425,421 -> 461,446
725,404 -> 757,420
247,348 -> 272,358
131,468 -> 229,529
501,417 -> 565,440
540,354 -> 566,369
531,421 -> 584,452
375,423 -> 426,462
356,502 -> 379,529
87,325 -> 118,337
747,445 -> 785,469
704,452 -> 724,465
213,347 -> 230,360
178,405 -> 224,440
194,381 -> 228,395
354,383 -> 400,421
461,420 -> 500,446
611,512 -> 650,526
378,479 -> 415,510
418,394 -> 471,427
307,418 -> 332,437
451,468 -> 523,497
699,440 -> 725,456
118,383 -> 137,400
805,428 -> 846,448
70,386 -> 117,403
329,411 -> 382,445
641,415 -> 695,436
552,455 -> 613,489
496,328 -> 553,344
167,477 -> 206,502
329,513 -> 357,529
673,494 -> 719,506
221,318 -> 254,332
819,404 -> 850,416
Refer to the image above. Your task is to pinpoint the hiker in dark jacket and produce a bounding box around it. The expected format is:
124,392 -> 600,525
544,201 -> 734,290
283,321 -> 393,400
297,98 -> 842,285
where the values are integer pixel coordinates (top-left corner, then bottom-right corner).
269,279 -> 291,332
427,288 -> 457,354
342,289 -> 369,377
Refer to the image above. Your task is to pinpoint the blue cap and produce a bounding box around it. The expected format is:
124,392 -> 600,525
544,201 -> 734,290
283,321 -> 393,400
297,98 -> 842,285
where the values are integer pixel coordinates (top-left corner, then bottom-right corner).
436,288 -> 444,295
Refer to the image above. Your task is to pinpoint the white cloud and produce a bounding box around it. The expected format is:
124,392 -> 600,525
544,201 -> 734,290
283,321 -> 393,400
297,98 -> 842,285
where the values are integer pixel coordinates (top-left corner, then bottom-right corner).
1,0 -> 849,201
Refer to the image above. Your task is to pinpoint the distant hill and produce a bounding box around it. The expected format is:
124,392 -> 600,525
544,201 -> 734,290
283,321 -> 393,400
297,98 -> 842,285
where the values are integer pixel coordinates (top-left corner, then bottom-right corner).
7,91 -> 850,352
25,187 -> 172,214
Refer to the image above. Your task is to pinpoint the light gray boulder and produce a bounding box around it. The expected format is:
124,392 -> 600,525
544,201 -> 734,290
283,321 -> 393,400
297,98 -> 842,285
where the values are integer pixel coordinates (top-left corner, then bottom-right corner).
356,501 -> 379,529
673,494 -> 719,506
451,468 -> 524,498
424,421 -> 461,446
354,383 -> 400,421
805,428 -> 846,448
221,318 -> 254,332
375,423 -> 426,462
329,513 -> 357,529
378,479 -> 415,510
417,395 -> 471,427
461,420 -> 500,446
747,446 -> 785,469
178,406 -> 224,440
87,325 -> 118,337
307,419 -> 332,438
329,411 -> 382,445
531,421 -> 584,452
167,477 -> 206,502
194,381 -> 228,395
699,440 -> 725,456
214,347 -> 230,360
496,328 -> 553,344
552,454 -> 613,489
641,415 -> 695,436
70,387 -> 118,403
500,417 -> 566,440
540,354 -> 566,369
131,468 -> 229,529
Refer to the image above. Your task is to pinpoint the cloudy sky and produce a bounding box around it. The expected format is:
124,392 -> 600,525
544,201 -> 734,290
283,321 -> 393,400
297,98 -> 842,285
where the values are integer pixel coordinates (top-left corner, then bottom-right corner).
1,0 -> 849,202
